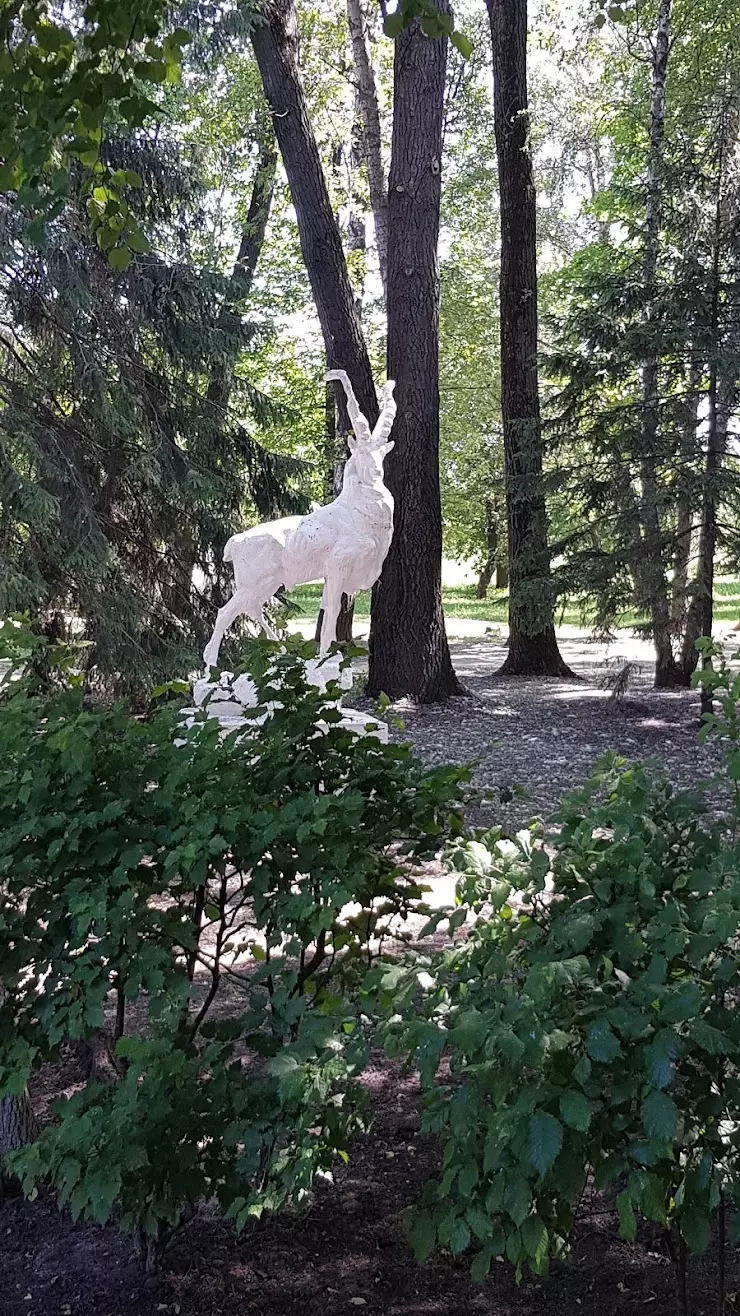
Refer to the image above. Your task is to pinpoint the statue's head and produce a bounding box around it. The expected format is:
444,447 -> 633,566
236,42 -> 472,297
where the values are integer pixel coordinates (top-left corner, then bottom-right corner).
345,435 -> 394,486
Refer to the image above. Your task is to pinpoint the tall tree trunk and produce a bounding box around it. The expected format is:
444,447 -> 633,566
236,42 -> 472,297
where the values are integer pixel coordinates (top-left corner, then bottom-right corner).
315,126 -> 370,650
346,0 -> 388,298
316,374 -> 355,646
680,380 -> 730,682
670,364 -> 701,633
637,0 -> 680,688
252,0 -> 378,426
476,498 -> 498,598
367,12 -> 462,702
206,129 -> 278,416
680,92 -> 737,688
487,0 -> 572,677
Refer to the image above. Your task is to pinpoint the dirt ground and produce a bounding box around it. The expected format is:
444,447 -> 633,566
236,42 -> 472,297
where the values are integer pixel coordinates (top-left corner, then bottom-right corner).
369,629 -> 731,829
3,1054 -> 737,1316
2,628 -> 737,1316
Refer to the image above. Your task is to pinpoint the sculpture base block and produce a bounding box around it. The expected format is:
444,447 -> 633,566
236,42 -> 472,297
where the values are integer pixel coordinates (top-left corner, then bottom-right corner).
180,653 -> 387,744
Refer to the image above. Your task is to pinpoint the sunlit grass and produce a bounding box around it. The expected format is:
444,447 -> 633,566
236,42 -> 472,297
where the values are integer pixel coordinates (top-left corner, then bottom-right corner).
288,579 -> 740,627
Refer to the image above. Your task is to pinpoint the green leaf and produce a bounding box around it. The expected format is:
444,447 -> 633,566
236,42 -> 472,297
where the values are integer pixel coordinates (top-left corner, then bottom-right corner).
470,1245 -> 493,1281
467,1205 -> 492,1241
450,29 -> 473,58
451,1217 -> 471,1256
108,246 -> 132,272
128,230 -> 150,255
573,1054 -> 592,1086
134,60 -> 167,83
448,906 -> 468,932
407,1209 -> 436,1262
616,1189 -> 636,1242
559,1090 -> 591,1132
687,1019 -> 732,1055
527,1113 -> 563,1177
521,1214 -> 549,1273
645,1030 -> 681,1089
384,12 -> 404,37
641,1090 -> 678,1141
681,1206 -> 711,1253
586,1019 -> 621,1063
503,1174 -> 531,1226
458,1160 -> 479,1196
639,1173 -> 667,1224
661,982 -> 702,1024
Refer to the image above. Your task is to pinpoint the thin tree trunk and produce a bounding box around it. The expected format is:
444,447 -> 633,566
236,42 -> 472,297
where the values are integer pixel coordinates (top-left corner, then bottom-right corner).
681,377 -> 732,683
671,364 -> 701,633
679,82 -> 738,691
315,125 -> 369,650
206,129 -> 278,416
476,498 -> 498,598
487,0 -> 572,677
346,0 -> 388,298
367,8 -> 463,702
316,376 -> 354,646
251,0 -> 379,426
637,0 -> 680,688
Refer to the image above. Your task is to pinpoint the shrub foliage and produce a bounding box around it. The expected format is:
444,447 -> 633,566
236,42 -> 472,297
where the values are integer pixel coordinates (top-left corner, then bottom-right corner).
0,631 -> 465,1260
380,640 -> 740,1296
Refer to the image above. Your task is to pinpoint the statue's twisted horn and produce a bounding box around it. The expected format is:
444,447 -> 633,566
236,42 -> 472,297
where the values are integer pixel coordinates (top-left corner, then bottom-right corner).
372,380 -> 396,446
325,369 -> 371,445
325,370 -> 396,447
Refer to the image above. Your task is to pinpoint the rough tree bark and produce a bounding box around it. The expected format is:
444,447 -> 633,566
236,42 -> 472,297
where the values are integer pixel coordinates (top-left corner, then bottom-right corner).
206,128 -> 278,416
315,127 -> 370,648
670,363 -> 701,633
487,0 -> 572,676
679,84 -> 738,693
367,9 -> 463,702
316,372 -> 355,646
346,0 -> 388,298
636,0 -> 681,688
0,1089 -> 38,1191
251,0 -> 378,426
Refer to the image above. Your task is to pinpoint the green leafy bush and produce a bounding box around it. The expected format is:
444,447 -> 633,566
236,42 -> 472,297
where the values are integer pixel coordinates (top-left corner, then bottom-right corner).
381,641 -> 740,1306
0,635 -> 465,1264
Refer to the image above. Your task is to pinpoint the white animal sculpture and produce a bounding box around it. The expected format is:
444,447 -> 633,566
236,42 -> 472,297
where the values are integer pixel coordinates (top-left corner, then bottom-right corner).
202,370 -> 396,669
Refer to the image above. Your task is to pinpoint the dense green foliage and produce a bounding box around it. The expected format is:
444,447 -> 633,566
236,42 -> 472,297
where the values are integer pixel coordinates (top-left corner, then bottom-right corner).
0,115 -> 307,688
0,630 -> 465,1256
380,642 -> 740,1300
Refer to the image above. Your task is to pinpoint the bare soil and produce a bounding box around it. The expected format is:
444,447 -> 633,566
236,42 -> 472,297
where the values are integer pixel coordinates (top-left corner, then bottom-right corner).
2,1053 -> 737,1316
365,631 -> 729,829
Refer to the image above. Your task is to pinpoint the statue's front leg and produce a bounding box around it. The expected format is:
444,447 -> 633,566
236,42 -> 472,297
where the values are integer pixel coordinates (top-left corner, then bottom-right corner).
203,591 -> 249,669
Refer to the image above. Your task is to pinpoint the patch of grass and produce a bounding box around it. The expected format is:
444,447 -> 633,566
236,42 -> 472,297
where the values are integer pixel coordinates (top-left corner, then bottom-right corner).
288,578 -> 740,627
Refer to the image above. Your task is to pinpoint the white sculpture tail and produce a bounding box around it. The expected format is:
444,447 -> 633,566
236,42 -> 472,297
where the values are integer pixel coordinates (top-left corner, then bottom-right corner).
202,372 -> 397,670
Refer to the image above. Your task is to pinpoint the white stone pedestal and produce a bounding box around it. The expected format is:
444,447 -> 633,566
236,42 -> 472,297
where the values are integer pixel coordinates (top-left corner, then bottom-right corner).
179,653 -> 388,743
